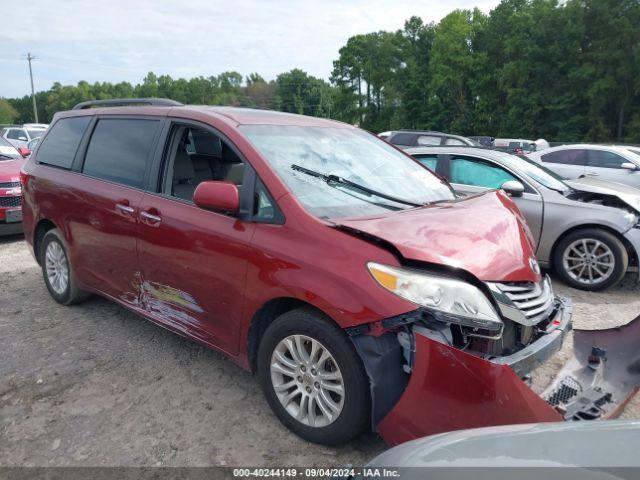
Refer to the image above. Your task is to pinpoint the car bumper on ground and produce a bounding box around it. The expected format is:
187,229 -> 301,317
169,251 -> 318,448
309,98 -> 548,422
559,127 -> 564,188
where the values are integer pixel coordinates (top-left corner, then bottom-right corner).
372,298 -> 640,446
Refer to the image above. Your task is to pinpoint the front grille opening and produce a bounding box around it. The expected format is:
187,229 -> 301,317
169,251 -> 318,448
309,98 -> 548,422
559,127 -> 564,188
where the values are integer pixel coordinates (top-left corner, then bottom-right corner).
495,279 -> 555,325
0,181 -> 20,189
0,196 -> 22,208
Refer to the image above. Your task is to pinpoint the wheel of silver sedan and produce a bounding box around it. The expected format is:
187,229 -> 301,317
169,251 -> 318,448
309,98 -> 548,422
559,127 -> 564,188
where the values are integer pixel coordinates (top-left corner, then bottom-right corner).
270,334 -> 345,428
45,240 -> 69,295
562,238 -> 614,285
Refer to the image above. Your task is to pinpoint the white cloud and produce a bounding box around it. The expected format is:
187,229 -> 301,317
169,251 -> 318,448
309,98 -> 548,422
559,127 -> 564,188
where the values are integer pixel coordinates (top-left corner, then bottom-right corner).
0,0 -> 500,98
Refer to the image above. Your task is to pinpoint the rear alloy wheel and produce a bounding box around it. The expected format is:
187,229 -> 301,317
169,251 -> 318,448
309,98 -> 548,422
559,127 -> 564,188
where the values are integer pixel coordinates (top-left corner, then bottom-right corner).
554,228 -> 627,291
40,228 -> 90,305
258,308 -> 369,445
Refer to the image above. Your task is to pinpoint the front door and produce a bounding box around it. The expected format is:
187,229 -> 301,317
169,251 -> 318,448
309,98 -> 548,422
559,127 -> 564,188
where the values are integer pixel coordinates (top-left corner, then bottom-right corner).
445,154 -> 544,248
136,123 -> 255,354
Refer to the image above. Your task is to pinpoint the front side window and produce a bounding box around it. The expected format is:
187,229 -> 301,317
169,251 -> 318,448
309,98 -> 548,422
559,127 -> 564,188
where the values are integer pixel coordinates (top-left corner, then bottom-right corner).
26,129 -> 46,140
587,150 -> 627,169
417,135 -> 441,146
162,125 -> 245,202
240,125 -> 455,219
36,116 -> 91,169
83,118 -> 160,188
541,149 -> 587,166
445,137 -> 466,146
450,157 -> 517,189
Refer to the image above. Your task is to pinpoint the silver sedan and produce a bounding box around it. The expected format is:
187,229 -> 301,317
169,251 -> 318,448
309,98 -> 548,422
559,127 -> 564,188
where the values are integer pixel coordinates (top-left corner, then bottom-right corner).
407,146 -> 640,291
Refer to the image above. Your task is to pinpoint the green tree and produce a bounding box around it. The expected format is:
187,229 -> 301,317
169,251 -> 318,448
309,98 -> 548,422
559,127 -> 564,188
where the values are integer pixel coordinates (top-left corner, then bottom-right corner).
0,98 -> 18,124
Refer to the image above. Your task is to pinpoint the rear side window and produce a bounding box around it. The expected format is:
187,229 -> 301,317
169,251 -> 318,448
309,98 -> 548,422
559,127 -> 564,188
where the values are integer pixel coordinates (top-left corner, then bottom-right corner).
83,119 -> 160,188
445,137 -> 466,146
541,149 -> 587,166
36,117 -> 91,169
389,133 -> 415,146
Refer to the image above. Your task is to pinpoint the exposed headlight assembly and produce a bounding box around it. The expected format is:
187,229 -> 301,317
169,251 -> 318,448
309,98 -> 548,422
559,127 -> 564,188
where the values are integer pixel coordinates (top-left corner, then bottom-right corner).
367,262 -> 503,332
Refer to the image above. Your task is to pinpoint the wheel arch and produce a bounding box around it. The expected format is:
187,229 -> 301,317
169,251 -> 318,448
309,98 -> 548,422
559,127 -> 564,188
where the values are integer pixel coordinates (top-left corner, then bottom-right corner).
33,218 -> 57,265
246,297 -> 339,373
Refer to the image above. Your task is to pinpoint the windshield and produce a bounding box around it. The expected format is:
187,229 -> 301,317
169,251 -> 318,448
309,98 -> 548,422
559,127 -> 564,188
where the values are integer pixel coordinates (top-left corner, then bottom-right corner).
0,136 -> 21,160
499,152 -> 568,192
26,129 -> 45,139
241,125 -> 455,219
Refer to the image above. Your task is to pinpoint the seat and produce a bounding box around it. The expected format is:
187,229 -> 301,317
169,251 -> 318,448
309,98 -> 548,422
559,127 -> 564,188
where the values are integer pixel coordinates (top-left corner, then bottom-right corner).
220,143 -> 245,185
172,148 -> 197,201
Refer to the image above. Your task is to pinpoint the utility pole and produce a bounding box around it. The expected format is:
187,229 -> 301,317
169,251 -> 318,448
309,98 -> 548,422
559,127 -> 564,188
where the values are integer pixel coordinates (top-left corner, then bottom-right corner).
27,53 -> 38,123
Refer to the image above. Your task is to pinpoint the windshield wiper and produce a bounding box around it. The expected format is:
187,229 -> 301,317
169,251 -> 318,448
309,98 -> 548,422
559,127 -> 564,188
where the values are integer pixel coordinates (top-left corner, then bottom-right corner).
291,164 -> 424,208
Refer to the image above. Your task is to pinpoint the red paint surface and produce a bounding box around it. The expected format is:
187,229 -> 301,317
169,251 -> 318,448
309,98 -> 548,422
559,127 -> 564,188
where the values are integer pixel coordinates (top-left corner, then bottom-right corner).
377,332 -> 562,446
193,181 -> 240,213
338,190 -> 540,283
0,157 -> 25,223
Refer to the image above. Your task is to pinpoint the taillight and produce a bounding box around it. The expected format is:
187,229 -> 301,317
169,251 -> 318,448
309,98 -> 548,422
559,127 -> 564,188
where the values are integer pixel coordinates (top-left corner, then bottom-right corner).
20,170 -> 28,188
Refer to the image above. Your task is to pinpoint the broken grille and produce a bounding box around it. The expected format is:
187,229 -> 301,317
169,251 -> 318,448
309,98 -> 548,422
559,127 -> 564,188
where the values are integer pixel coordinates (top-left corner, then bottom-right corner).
493,279 -> 554,325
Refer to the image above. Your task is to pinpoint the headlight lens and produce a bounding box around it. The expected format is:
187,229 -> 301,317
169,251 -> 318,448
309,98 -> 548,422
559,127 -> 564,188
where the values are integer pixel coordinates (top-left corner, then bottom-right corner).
367,262 -> 502,331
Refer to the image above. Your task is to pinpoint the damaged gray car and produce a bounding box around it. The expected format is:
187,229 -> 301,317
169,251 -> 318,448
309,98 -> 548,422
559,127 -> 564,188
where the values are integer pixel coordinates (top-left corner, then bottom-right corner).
407,146 -> 640,291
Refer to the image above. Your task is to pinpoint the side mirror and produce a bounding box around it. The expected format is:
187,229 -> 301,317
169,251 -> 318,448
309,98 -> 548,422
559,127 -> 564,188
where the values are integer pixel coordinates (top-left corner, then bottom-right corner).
501,180 -> 525,197
17,147 -> 31,158
193,181 -> 239,213
621,162 -> 637,171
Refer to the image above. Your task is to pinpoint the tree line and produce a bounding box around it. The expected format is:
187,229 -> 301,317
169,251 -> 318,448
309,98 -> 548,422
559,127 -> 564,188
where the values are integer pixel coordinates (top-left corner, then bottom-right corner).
2,0 -> 639,142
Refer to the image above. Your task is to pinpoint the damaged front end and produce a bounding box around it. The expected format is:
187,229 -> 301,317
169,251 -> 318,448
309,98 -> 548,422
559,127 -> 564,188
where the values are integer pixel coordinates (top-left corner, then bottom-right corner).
350,281 -> 640,446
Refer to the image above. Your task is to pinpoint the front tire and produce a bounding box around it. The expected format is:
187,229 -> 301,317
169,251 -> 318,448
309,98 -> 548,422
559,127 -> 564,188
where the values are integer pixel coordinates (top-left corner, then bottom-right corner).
554,228 -> 627,291
257,308 -> 370,445
40,228 -> 90,305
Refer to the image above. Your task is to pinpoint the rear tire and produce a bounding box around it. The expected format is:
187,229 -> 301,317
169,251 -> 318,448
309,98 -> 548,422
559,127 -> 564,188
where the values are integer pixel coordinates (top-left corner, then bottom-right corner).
40,228 -> 90,305
554,228 -> 627,291
257,308 -> 370,445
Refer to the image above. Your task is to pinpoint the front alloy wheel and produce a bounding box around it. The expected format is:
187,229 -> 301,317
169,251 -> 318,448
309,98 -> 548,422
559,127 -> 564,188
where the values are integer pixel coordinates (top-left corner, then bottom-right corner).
270,335 -> 345,428
555,228 -> 627,291
258,308 -> 369,445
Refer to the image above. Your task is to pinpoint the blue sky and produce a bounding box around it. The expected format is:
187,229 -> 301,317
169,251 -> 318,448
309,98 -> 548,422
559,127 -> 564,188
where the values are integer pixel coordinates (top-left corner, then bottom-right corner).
1,0 -> 499,98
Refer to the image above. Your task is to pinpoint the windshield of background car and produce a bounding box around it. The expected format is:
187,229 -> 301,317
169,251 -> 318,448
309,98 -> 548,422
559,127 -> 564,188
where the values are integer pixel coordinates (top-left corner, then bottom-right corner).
501,152 -> 568,191
26,129 -> 45,139
241,125 -> 455,219
0,136 -> 21,160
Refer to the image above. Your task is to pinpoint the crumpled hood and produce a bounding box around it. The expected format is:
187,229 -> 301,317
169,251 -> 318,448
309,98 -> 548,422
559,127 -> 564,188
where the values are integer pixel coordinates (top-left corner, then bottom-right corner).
336,190 -> 540,283
0,158 -> 25,181
565,176 -> 640,213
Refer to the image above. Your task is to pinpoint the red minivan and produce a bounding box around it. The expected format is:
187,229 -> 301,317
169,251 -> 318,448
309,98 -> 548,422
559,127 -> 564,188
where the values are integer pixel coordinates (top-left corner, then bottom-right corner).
22,99 -> 577,445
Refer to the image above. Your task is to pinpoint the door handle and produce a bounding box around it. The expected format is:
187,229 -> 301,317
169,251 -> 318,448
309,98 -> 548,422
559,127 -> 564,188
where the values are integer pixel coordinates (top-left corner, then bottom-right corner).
140,210 -> 162,225
115,203 -> 135,215
586,171 -> 599,176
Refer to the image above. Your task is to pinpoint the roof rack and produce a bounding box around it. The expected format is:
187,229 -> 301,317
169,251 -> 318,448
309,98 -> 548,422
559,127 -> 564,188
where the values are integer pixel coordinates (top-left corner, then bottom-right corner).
72,98 -> 183,110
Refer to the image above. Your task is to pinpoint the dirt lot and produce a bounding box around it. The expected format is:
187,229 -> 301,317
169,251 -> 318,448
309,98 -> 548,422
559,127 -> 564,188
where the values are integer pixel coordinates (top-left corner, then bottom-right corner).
1,234 -> 639,467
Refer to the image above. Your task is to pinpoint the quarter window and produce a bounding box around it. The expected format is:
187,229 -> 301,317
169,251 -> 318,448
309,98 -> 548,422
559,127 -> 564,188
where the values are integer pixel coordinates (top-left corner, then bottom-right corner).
83,119 -> 160,188
587,150 -> 628,169
541,149 -> 587,166
450,157 -> 517,189
36,117 -> 91,169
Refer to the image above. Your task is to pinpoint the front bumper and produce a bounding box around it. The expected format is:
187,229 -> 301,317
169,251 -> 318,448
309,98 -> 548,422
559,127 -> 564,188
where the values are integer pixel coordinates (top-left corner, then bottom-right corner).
373,298 -> 640,446
623,227 -> 640,278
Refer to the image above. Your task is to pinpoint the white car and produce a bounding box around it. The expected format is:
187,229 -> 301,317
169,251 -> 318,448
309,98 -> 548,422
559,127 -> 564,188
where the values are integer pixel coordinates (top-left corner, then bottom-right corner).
528,144 -> 640,188
1,123 -> 48,149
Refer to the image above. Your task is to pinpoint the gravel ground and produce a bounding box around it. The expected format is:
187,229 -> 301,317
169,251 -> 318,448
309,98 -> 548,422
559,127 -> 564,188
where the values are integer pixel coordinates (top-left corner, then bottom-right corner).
1,234 -> 639,467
